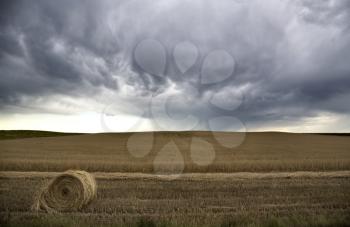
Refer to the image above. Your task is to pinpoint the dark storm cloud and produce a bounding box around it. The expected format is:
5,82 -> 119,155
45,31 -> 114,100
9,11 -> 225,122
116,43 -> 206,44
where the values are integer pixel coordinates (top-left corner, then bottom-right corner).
301,0 -> 350,31
0,0 -> 350,131
0,0 -> 119,105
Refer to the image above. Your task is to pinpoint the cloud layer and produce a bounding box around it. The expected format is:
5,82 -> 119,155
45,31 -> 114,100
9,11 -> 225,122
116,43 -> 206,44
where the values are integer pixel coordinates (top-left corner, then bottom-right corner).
1,0 -> 350,132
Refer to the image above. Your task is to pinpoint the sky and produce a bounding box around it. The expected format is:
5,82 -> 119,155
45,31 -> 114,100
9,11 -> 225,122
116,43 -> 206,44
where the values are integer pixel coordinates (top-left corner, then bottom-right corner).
0,0 -> 350,133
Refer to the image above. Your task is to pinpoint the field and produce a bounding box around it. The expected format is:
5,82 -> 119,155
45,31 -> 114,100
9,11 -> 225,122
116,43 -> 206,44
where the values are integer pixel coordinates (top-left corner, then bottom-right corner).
0,131 -> 350,226
1,131 -> 350,172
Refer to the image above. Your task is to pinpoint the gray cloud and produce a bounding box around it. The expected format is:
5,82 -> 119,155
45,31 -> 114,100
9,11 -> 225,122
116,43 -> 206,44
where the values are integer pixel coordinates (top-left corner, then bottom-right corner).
0,0 -> 350,131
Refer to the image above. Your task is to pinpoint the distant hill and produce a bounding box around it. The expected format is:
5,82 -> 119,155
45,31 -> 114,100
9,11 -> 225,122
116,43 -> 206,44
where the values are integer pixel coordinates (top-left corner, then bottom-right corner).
0,130 -> 83,140
0,130 -> 349,141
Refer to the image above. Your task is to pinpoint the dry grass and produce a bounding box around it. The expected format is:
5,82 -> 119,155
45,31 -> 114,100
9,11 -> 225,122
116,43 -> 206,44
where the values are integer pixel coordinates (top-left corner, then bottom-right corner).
1,170 -> 350,180
1,131 -> 349,226
0,132 -> 349,173
1,172 -> 349,226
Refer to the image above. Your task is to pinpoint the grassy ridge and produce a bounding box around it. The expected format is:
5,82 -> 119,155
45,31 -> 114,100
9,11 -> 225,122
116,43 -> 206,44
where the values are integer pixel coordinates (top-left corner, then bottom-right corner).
1,130 -> 349,140
0,130 -> 83,140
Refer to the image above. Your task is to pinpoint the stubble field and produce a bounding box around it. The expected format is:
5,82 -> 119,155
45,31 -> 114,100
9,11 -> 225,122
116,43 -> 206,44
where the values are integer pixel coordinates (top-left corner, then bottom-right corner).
0,131 -> 350,226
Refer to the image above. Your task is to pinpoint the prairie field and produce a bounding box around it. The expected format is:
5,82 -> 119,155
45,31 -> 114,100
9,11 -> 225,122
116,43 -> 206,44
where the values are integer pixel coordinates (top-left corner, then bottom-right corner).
0,131 -> 350,226
0,131 -> 350,172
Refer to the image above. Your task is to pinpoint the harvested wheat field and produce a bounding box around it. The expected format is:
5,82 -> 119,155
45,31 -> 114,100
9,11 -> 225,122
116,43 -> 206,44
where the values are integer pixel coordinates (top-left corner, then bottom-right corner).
1,131 -> 350,172
0,131 -> 350,226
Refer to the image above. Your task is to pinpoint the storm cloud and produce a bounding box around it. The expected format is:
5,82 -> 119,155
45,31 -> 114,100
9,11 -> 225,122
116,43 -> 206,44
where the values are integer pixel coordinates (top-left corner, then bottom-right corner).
0,0 -> 349,132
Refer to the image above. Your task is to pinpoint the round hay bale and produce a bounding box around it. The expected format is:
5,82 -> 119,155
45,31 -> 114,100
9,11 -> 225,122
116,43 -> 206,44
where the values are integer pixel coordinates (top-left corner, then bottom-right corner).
33,170 -> 97,213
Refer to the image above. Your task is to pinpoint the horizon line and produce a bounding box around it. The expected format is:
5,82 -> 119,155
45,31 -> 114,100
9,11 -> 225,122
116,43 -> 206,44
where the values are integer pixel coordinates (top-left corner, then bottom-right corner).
1,129 -> 349,135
